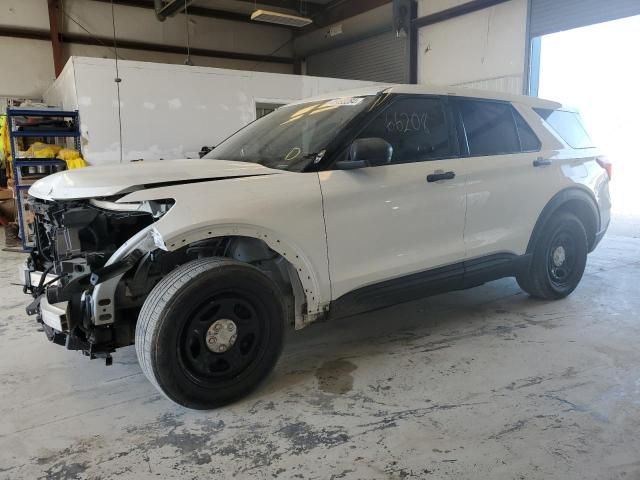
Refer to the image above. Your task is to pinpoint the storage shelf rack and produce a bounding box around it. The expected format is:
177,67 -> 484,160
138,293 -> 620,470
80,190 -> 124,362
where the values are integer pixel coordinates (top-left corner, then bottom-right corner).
7,107 -> 81,251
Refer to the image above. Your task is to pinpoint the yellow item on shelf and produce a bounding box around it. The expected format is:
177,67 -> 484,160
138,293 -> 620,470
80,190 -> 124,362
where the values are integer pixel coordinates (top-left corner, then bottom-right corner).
0,116 -> 8,159
57,147 -> 87,169
26,142 -> 62,158
57,147 -> 81,161
65,157 -> 88,170
1,116 -> 12,165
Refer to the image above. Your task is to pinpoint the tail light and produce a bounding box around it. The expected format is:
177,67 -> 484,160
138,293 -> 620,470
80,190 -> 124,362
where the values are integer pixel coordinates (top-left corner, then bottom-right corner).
596,156 -> 612,180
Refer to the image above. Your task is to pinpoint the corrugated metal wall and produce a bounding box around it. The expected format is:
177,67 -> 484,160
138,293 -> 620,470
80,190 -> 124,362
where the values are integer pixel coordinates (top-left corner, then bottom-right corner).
306,31 -> 408,83
530,0 -> 640,37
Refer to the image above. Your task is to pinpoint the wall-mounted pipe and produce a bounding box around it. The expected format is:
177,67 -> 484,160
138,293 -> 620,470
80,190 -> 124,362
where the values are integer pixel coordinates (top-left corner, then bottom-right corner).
154,0 -> 196,21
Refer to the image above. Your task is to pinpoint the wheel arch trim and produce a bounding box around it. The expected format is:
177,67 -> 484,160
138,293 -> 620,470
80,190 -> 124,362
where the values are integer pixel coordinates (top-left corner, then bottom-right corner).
527,187 -> 600,254
157,223 -> 326,319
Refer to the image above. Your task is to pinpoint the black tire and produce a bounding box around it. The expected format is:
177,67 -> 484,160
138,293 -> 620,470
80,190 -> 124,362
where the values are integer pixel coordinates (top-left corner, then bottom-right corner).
135,257 -> 285,409
517,211 -> 588,300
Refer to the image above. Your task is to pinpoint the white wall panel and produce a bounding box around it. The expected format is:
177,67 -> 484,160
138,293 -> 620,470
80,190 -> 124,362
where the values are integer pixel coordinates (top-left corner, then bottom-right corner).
417,0 -> 469,17
0,38 -> 55,98
448,74 -> 523,94
44,57 -> 381,165
0,0 -> 49,30
417,0 -> 528,94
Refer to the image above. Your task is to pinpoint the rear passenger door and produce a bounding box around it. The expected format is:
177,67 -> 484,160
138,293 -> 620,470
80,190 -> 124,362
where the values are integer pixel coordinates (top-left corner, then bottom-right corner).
454,98 -> 553,259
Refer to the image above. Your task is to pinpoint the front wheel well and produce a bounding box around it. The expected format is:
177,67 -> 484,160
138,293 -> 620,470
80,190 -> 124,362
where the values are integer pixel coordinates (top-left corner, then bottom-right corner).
147,236 -> 311,328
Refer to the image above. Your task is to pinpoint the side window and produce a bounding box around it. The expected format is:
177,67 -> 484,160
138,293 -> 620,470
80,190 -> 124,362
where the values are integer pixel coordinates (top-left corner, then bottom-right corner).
534,108 -> 594,149
513,110 -> 541,152
356,97 -> 453,164
459,100 -> 520,156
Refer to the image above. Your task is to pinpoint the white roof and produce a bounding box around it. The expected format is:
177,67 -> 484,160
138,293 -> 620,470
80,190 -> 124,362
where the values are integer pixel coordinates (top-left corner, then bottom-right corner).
296,84 -> 563,110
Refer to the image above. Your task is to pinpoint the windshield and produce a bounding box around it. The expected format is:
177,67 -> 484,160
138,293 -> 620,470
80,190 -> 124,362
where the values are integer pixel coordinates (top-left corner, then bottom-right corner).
205,96 -> 376,171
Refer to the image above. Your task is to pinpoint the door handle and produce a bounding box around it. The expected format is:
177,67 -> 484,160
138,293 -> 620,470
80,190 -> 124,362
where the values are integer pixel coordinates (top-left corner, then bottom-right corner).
533,157 -> 552,167
427,171 -> 455,182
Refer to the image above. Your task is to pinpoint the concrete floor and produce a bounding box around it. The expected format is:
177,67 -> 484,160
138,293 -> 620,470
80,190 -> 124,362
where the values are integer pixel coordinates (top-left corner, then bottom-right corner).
1,215 -> 639,480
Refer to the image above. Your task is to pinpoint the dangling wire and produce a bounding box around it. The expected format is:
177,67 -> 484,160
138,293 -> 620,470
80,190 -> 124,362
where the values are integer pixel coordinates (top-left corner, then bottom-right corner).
61,0 -> 127,60
111,0 -> 124,163
184,0 -> 193,66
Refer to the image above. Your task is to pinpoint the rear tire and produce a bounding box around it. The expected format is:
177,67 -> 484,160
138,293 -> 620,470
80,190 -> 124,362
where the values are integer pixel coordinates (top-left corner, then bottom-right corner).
517,212 -> 588,300
135,257 -> 285,409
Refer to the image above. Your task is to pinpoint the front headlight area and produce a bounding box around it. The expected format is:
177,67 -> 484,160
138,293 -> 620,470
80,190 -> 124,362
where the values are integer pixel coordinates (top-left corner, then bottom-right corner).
29,196 -> 174,276
28,196 -> 175,302
25,196 -> 175,359
89,198 -> 175,219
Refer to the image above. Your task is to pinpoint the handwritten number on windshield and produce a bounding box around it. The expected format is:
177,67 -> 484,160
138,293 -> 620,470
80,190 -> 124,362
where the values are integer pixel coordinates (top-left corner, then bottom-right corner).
385,112 -> 432,134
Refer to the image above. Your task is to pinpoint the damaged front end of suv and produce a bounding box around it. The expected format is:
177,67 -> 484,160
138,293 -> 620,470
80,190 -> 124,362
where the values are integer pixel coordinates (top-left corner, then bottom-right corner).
19,156 -> 312,375
24,197 -> 175,363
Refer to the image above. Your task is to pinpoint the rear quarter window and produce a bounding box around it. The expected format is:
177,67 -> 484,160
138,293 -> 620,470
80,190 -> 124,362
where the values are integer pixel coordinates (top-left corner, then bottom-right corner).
459,100 -> 520,156
534,108 -> 594,149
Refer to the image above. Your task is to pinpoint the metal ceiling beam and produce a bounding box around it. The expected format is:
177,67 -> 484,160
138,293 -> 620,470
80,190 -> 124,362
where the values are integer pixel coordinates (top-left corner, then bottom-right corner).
61,32 -> 294,63
89,0 -> 292,28
153,0 -> 196,20
0,27 -> 50,42
0,27 -> 293,65
412,0 -> 512,29
234,0 -> 323,15
47,0 -> 64,76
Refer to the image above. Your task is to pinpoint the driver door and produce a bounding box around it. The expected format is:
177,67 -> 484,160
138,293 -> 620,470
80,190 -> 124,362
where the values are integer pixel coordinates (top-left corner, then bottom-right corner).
318,96 -> 469,313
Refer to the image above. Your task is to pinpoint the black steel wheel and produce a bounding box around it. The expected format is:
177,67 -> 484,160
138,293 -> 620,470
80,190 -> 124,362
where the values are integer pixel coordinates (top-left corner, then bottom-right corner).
517,211 -> 588,300
546,230 -> 577,290
136,258 -> 285,409
178,293 -> 265,386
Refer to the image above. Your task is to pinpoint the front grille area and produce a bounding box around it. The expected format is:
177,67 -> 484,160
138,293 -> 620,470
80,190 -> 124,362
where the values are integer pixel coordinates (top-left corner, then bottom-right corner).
29,198 -> 154,274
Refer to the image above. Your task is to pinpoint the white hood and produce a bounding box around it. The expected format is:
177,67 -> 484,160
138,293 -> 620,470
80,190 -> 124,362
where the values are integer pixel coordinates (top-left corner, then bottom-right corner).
28,159 -> 280,201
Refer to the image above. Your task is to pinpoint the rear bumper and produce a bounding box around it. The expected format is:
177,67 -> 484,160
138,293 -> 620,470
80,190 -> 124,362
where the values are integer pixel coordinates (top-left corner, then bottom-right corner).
590,219 -> 610,252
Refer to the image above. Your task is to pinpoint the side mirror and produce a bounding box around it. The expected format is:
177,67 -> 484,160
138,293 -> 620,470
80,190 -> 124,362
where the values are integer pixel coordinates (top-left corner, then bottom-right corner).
199,145 -> 215,158
341,138 -> 393,170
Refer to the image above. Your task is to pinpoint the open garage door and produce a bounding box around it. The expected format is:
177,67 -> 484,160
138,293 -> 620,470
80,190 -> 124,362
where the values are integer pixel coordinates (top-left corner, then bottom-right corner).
306,32 -> 408,84
530,0 -> 640,37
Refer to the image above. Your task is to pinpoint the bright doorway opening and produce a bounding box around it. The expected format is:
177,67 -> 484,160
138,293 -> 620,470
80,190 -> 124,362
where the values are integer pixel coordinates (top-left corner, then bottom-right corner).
531,15 -> 640,236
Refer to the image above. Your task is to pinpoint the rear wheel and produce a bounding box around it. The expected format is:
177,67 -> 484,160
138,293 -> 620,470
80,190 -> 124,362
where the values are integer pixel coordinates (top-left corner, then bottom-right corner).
517,212 -> 588,300
135,258 -> 285,409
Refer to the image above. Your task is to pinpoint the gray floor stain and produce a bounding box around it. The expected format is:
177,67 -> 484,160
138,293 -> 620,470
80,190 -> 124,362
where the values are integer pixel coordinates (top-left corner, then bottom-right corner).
315,358 -> 358,394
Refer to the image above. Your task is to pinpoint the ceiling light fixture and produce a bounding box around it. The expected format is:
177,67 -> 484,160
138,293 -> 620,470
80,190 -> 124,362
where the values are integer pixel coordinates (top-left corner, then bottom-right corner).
250,9 -> 313,28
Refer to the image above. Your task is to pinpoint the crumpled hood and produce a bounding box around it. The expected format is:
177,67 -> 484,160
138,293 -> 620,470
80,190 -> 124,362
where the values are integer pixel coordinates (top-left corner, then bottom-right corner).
28,159 -> 281,201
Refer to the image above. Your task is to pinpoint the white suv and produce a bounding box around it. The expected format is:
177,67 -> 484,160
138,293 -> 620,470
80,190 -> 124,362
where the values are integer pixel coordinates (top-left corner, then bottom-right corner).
23,85 -> 611,409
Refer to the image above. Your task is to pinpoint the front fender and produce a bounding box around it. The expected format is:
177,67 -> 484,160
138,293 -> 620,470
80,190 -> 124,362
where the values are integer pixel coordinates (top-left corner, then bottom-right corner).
155,223 -> 326,316
116,173 -> 331,318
